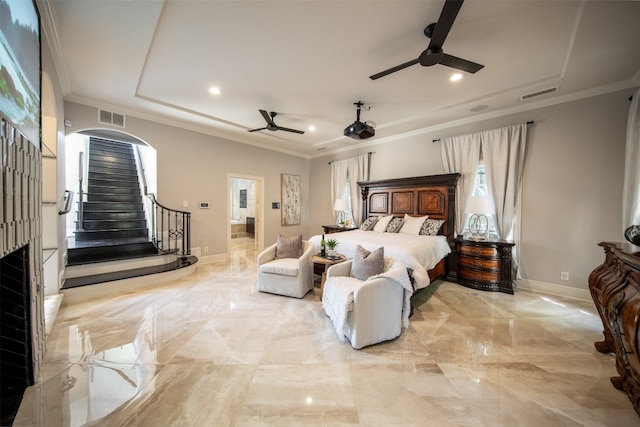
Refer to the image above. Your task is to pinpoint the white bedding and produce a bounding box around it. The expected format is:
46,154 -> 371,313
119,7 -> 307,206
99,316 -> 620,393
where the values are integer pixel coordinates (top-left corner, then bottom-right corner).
309,230 -> 451,290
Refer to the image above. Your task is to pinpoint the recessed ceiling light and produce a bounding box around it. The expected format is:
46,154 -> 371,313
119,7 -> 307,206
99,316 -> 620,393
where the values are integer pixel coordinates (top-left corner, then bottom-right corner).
450,73 -> 463,82
209,86 -> 221,95
308,125 -> 316,132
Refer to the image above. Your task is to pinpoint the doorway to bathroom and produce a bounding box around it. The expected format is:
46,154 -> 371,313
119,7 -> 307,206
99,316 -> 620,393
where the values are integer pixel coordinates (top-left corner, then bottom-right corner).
228,174 -> 264,256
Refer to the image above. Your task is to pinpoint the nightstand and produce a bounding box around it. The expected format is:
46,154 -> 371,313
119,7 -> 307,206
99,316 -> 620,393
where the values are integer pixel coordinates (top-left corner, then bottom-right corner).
452,237 -> 515,294
322,225 -> 358,234
312,253 -> 347,298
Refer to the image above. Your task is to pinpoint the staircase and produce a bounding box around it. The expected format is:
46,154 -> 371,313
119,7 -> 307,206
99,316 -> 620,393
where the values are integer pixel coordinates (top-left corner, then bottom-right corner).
64,138 -> 165,289
75,138 -> 149,244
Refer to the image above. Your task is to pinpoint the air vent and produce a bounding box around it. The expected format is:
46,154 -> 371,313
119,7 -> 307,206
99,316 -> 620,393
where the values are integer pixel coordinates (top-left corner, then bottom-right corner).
98,109 -> 126,128
520,86 -> 559,101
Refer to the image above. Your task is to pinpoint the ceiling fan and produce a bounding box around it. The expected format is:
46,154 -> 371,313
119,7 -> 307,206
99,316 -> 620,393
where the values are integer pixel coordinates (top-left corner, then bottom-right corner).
247,110 -> 304,134
370,0 -> 484,80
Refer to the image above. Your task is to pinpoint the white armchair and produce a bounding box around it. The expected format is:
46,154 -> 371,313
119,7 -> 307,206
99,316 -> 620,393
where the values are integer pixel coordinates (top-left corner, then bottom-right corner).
322,258 -> 412,349
257,240 -> 314,298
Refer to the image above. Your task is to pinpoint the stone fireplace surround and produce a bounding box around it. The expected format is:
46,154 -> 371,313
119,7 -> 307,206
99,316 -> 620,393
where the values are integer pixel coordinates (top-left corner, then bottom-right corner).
1,116 -> 46,424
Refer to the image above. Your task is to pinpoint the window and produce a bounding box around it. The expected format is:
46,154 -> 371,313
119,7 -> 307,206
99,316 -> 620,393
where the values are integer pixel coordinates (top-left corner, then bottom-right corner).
464,162 -> 499,238
473,162 -> 488,197
342,177 -> 355,226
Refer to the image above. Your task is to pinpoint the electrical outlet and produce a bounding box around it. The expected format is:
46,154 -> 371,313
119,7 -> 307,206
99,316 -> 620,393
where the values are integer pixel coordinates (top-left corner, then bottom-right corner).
204,246 -> 209,253
183,200 -> 189,208
561,272 -> 569,281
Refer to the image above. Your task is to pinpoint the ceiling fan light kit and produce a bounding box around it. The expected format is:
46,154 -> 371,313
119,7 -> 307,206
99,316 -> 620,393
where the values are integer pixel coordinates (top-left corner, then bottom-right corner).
370,0 -> 484,80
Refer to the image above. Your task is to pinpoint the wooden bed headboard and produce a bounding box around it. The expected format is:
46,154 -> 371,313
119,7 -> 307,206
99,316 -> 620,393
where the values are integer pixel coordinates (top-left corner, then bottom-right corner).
357,173 -> 460,241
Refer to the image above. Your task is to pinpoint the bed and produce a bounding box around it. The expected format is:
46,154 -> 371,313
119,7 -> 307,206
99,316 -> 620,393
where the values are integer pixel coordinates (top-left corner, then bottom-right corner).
310,173 -> 460,290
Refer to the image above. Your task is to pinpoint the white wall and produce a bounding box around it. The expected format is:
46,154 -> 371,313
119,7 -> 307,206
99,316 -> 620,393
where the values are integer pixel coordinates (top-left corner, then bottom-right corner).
310,88 -> 636,297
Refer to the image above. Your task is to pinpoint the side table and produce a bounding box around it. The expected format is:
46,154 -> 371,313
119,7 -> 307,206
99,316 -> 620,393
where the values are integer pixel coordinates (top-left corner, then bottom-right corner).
312,253 -> 346,299
454,237 -> 515,294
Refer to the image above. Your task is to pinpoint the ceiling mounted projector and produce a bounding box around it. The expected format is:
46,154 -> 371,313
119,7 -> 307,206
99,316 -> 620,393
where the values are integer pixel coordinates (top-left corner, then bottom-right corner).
344,101 -> 375,140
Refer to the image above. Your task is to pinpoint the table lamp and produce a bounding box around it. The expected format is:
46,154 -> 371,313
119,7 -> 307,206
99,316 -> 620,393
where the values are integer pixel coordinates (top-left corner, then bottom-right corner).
465,195 -> 494,240
333,198 -> 350,226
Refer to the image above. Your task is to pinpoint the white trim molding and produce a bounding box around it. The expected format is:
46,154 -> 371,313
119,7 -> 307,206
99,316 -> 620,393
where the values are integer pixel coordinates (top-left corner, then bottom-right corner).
515,279 -> 591,302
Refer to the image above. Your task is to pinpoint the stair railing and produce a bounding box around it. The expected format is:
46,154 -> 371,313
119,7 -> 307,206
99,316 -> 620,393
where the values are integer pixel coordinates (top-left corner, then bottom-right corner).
58,190 -> 74,215
133,145 -> 153,242
77,151 -> 85,230
146,194 -> 191,257
132,145 -> 190,256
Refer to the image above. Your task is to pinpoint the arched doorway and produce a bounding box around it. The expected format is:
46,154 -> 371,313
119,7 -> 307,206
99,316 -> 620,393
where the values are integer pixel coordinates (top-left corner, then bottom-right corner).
64,129 -> 156,242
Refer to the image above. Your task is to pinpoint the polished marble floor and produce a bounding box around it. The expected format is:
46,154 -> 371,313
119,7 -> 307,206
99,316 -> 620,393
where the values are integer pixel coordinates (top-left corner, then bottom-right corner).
14,237 -> 639,426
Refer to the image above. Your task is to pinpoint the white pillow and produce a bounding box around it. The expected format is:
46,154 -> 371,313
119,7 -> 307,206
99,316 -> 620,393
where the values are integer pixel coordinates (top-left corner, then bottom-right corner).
399,214 -> 428,235
372,215 -> 394,232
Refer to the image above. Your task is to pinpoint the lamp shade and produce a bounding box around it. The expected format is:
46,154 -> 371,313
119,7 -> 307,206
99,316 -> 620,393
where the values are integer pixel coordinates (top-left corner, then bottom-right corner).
333,198 -> 349,211
465,195 -> 494,215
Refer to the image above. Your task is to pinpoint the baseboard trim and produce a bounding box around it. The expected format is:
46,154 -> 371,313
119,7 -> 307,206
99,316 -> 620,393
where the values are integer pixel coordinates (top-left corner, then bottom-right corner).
516,279 -> 591,302
196,254 -> 227,264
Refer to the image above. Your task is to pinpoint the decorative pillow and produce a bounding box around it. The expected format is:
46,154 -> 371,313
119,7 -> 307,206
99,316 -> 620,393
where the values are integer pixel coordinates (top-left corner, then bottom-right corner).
399,214 -> 428,235
275,234 -> 303,259
372,215 -> 394,232
351,245 -> 385,281
420,218 -> 445,236
385,217 -> 404,233
360,217 -> 378,231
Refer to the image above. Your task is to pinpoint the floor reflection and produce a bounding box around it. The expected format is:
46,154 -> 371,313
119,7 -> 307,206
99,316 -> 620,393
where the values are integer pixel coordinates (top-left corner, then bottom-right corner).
14,237 -> 639,426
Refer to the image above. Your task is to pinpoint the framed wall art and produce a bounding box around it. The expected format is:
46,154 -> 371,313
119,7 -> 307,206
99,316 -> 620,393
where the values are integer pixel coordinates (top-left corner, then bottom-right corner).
239,189 -> 247,208
281,173 -> 300,225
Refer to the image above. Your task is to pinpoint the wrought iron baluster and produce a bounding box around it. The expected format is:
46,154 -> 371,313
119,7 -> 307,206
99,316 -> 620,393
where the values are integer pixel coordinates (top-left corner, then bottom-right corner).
146,195 -> 191,259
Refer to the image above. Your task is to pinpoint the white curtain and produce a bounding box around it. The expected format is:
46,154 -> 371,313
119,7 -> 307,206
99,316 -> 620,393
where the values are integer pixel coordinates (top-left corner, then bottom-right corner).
347,155 -> 369,224
482,123 -> 528,276
331,159 -> 348,208
441,134 -> 482,234
440,123 -> 528,277
482,123 -> 528,241
331,154 -> 369,226
623,88 -> 640,232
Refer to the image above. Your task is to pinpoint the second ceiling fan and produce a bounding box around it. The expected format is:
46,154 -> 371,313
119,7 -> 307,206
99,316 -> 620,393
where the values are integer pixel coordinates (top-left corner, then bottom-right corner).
248,110 -> 304,134
370,0 -> 484,80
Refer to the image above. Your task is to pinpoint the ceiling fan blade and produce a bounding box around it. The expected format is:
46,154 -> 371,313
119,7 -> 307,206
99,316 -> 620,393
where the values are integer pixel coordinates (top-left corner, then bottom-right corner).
276,126 -> 305,135
248,127 -> 268,133
259,109 -> 275,126
440,53 -> 484,73
428,0 -> 464,49
369,58 -> 420,80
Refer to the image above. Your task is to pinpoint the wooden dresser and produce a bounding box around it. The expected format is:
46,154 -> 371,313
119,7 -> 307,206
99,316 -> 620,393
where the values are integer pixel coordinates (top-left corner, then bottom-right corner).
450,237 -> 515,294
589,241 -> 640,417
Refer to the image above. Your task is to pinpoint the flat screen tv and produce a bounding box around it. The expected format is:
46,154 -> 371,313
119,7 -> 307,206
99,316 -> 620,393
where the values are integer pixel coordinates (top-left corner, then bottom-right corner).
0,0 -> 40,148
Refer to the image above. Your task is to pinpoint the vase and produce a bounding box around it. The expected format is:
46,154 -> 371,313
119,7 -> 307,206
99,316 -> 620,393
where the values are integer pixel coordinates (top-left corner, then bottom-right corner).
624,225 -> 640,245
327,249 -> 336,257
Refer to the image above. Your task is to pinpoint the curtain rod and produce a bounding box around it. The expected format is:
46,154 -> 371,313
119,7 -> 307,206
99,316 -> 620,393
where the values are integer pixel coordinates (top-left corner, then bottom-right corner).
328,151 -> 375,164
432,121 -> 535,143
